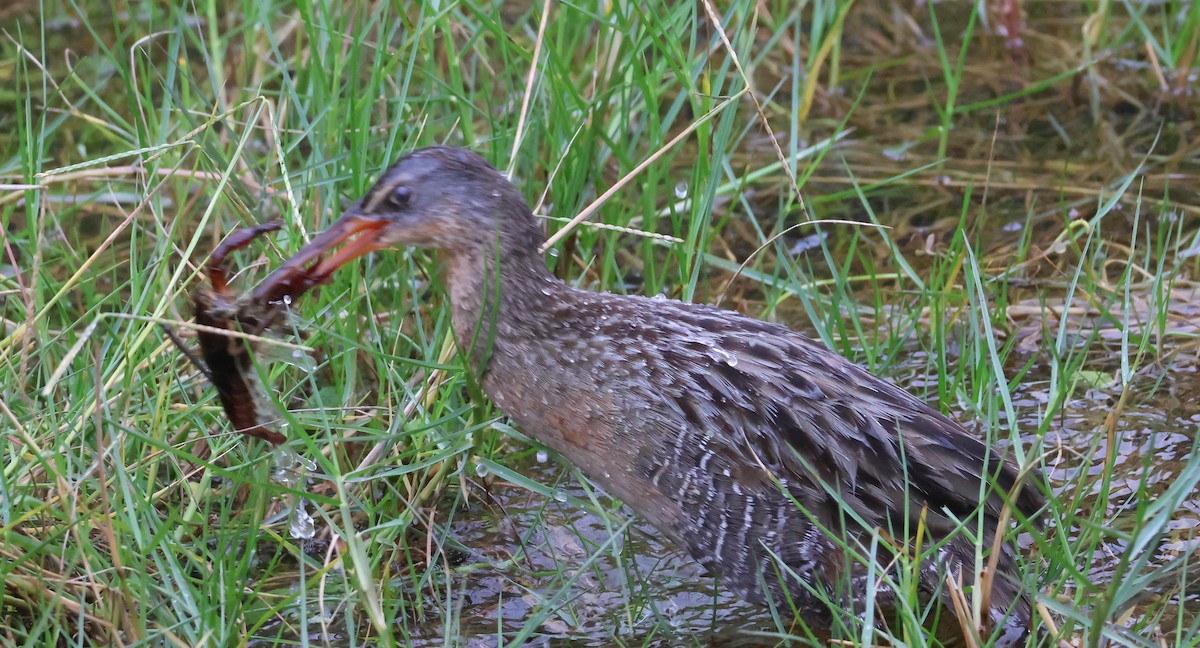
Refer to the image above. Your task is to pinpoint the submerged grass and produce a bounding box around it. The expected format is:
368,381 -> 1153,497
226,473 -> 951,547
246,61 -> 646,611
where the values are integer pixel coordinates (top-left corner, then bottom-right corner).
2,0 -> 1198,646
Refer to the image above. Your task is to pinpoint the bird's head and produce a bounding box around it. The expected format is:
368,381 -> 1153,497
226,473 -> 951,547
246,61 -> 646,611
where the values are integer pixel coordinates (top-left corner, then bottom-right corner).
268,147 -> 544,287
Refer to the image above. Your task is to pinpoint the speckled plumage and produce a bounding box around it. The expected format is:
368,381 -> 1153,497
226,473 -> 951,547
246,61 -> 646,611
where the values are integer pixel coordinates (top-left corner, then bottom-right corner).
293,146 -> 1044,640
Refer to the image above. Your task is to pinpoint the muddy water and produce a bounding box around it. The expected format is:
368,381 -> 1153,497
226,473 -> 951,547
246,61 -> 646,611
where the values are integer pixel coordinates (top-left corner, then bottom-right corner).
402,464 -> 765,647
250,458 -> 772,647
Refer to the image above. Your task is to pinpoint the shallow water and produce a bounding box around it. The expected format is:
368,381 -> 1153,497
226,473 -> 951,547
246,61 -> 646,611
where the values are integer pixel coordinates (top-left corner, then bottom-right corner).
401,466 -> 766,647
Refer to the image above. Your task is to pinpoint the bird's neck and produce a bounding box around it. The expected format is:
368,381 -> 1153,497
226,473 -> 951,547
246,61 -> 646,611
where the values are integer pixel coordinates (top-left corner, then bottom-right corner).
442,247 -> 564,372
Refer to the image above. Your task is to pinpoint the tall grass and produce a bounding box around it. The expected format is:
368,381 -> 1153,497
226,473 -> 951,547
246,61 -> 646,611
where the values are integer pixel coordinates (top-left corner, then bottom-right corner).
2,0 -> 1197,646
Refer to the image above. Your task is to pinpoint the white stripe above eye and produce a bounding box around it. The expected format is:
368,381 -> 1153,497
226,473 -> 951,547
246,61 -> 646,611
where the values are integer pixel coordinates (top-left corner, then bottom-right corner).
364,179 -> 404,213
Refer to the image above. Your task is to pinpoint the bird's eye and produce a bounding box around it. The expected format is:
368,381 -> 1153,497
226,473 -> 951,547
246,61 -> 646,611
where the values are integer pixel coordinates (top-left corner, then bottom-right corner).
389,186 -> 412,208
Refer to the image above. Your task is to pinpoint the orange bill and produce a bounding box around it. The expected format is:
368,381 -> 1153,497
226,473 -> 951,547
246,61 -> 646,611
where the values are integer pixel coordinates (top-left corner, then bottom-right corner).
248,211 -> 390,304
